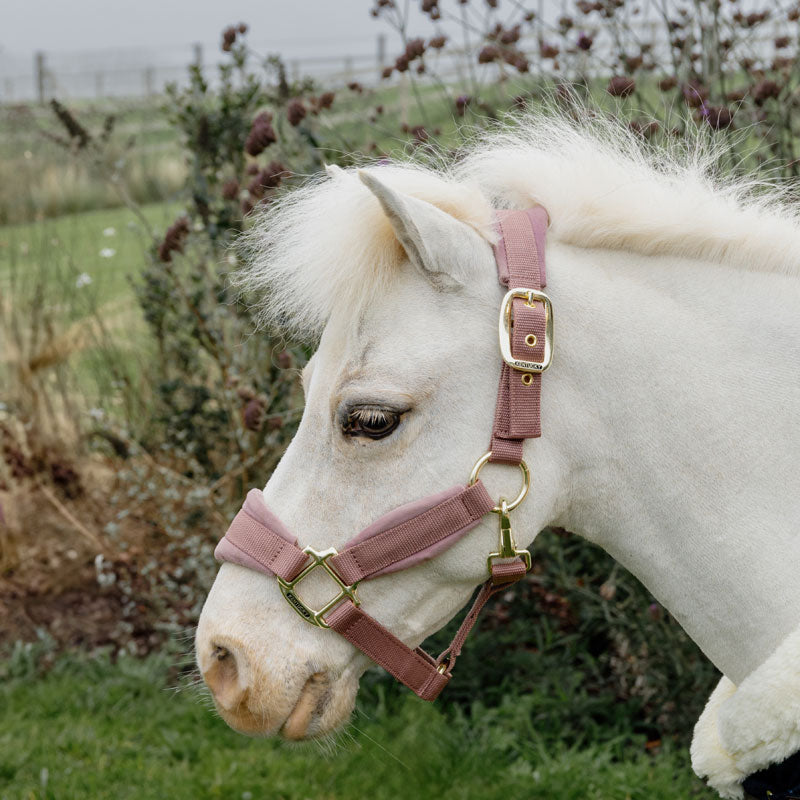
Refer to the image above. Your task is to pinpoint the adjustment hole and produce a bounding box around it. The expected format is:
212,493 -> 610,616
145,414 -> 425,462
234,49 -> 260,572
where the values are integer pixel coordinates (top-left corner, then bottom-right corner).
525,333 -> 537,347
521,373 -> 534,386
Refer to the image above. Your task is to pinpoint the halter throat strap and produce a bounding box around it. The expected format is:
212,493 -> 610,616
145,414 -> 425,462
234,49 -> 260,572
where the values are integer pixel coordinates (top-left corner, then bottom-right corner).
214,206 -> 550,700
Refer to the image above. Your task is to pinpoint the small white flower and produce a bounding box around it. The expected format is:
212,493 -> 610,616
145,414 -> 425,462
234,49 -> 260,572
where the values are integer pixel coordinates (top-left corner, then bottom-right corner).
99,248 -> 116,258
75,272 -> 92,288
103,227 -> 116,237
89,407 -> 105,420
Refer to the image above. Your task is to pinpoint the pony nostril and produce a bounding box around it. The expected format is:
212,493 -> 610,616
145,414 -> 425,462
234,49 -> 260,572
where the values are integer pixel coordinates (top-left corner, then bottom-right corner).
212,644 -> 229,661
202,642 -> 247,711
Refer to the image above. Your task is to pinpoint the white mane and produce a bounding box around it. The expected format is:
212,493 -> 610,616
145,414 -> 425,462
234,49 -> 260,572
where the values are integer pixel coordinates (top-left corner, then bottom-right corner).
237,111 -> 800,340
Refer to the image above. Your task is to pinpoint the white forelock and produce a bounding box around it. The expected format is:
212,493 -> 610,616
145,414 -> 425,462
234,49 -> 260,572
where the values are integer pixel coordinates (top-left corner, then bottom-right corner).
235,163 -> 493,341
236,110 -> 800,341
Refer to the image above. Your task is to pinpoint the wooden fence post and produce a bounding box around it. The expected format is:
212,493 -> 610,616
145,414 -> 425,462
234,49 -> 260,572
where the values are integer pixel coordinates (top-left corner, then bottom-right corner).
377,33 -> 386,69
35,51 -> 46,105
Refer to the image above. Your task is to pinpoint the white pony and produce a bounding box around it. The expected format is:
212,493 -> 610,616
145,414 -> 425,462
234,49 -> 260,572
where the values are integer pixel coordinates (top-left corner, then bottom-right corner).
196,113 -> 800,799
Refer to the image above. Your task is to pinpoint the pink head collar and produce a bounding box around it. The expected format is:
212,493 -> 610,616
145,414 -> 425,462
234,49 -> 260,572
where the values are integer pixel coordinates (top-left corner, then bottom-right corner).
214,206 -> 552,701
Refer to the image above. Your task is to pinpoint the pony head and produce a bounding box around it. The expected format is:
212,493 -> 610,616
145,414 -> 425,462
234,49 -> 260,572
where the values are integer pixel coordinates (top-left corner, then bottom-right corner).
195,165 -> 556,738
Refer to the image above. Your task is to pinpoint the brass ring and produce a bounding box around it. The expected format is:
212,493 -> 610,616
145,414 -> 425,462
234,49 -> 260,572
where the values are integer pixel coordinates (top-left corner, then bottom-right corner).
525,333 -> 537,347
467,451 -> 530,512
521,373 -> 534,386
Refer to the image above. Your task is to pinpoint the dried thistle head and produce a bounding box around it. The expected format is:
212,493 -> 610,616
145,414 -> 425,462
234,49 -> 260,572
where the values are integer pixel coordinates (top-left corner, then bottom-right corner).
286,99 -> 307,126
753,79 -> 781,105
705,106 -> 734,130
157,217 -> 190,263
245,111 -> 277,157
221,26 -> 237,52
221,179 -> 240,201
607,75 -> 635,97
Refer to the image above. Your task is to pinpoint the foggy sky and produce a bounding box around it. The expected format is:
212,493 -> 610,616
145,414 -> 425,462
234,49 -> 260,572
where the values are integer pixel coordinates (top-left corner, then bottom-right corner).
0,0 -> 429,61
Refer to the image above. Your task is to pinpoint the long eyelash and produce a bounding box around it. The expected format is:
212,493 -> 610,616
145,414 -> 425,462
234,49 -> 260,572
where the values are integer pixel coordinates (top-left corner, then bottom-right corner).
349,406 -> 390,425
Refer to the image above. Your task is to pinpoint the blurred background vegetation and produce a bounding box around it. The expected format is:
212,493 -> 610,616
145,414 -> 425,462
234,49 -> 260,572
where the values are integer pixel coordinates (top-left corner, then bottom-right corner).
2,0 -> 797,796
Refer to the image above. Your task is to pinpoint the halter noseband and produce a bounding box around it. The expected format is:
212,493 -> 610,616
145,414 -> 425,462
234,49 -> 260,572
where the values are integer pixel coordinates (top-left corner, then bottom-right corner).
215,207 -> 553,701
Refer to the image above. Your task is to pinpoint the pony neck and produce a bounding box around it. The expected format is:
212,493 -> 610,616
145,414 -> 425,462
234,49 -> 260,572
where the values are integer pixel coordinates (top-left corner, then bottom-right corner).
533,241 -> 800,685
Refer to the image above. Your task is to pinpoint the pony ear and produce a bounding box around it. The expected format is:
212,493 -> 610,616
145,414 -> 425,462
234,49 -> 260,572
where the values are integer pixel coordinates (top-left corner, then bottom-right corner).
358,169 -> 484,290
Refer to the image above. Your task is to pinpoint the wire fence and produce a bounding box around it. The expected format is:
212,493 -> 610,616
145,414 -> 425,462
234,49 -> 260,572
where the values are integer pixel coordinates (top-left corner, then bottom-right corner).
0,19 -> 786,106
0,39 -> 391,104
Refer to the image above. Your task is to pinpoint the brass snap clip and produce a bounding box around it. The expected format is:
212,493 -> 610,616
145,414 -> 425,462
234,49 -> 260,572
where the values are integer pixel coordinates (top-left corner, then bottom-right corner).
486,499 -> 532,573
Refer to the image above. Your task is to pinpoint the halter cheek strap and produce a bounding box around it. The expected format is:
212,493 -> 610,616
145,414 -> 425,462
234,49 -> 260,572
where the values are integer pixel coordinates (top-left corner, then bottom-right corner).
214,206 -> 552,701
491,208 -> 549,463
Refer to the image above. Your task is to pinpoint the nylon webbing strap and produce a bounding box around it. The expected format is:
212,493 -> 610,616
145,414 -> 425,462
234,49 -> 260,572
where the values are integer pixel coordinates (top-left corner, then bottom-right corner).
490,207 -> 549,465
330,481 -> 493,585
437,560 -> 528,673
221,508 -> 309,580
325,601 -> 451,701
219,482 -> 494,585
327,559 -> 528,701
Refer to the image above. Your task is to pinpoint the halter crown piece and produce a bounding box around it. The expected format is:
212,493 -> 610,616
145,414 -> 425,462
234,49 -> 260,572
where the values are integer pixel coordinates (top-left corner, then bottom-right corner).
215,207 -> 553,701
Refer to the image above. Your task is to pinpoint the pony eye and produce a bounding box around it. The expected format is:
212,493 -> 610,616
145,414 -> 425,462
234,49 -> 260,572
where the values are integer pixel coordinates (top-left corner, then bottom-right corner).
343,406 -> 402,439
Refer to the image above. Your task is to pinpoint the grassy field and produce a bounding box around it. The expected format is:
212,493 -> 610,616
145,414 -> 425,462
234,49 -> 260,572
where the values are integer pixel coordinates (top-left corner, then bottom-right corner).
0,74 -> 546,225
0,651 -> 715,800
0,202 -> 177,307
0,101 -> 185,225
0,202 -> 180,412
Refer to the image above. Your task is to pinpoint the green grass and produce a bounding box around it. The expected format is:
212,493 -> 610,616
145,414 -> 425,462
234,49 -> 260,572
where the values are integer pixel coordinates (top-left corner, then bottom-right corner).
0,202 -> 178,310
0,651 -> 716,800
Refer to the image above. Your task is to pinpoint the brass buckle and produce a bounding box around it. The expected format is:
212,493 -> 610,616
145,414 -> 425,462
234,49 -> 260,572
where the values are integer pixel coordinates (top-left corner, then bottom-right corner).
498,287 -> 554,373
277,547 -> 359,628
486,500 -> 532,573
